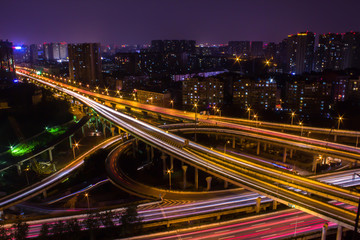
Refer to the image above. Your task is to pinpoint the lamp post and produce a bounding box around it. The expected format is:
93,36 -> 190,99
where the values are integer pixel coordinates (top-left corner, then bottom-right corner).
291,112 -> 295,125
194,102 -> 198,141
224,140 -> 231,160
337,116 -> 343,130
170,100 -> 174,109
72,141 -> 79,159
299,121 -> 303,136
167,169 -> 173,190
247,107 -> 251,120
254,114 -> 258,127
84,193 -> 90,211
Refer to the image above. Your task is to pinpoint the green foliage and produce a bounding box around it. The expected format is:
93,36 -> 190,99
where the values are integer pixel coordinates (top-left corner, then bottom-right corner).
50,221 -> 66,240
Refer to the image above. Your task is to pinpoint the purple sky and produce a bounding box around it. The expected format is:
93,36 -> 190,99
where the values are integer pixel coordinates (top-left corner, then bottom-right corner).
1,0 -> 359,45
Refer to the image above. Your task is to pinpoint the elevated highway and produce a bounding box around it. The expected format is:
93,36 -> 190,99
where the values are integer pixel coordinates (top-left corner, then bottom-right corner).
17,72 -> 360,231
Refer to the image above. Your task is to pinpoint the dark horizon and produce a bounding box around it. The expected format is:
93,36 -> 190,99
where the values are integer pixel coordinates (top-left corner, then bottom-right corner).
1,0 -> 360,46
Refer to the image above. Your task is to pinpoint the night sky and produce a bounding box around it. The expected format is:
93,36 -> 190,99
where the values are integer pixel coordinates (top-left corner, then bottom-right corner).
1,0 -> 360,45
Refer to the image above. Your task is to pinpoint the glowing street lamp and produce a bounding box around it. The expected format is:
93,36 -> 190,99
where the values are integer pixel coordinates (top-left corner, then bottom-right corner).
247,107 -> 252,120
299,121 -> 303,136
167,169 -> 173,190
291,112 -> 295,125
170,100 -> 174,109
72,141 -> 79,159
224,140 -> 231,160
337,116 -> 343,130
84,193 -> 90,211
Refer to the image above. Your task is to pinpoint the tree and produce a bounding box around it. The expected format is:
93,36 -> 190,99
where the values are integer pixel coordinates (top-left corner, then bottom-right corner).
120,205 -> 143,236
64,219 -> 81,239
84,213 -> 100,240
99,211 -> 115,238
50,221 -> 65,240
0,224 -> 10,240
12,220 -> 29,240
38,223 -> 49,240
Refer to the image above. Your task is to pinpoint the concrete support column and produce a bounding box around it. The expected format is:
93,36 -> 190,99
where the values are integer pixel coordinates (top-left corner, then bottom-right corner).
206,176 -> 212,191
151,146 -> 154,160
195,168 -> 199,190
272,200 -> 277,210
356,136 -> 359,148
182,165 -> 188,189
17,163 -> 22,175
48,149 -> 53,162
0,210 -> 3,218
102,122 -> 106,138
126,132 -> 129,140
240,138 -> 244,144
263,143 -> 267,152
232,136 -> 236,148
312,156 -> 317,172
283,148 -> 287,163
257,141 -> 261,155
334,134 -> 337,142
161,153 -> 167,176
81,125 -> 85,136
289,149 -> 293,159
146,145 -> 150,162
69,135 -> 73,149
43,190 -> 47,199
224,181 -> 228,189
255,197 -> 261,213
336,225 -> 342,240
170,156 -> 174,170
52,163 -> 56,172
321,223 -> 328,240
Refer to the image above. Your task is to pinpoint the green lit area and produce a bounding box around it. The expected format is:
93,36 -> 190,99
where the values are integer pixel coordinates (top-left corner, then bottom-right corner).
46,126 -> 67,136
9,142 -> 38,157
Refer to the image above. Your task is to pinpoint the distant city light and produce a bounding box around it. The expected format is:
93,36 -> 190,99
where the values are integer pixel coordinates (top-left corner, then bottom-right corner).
13,46 -> 22,50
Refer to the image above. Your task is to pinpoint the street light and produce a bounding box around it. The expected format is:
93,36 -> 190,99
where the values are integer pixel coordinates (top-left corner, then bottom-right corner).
224,140 -> 231,160
194,102 -> 198,141
170,100 -> 174,109
167,169 -> 173,190
253,114 -> 258,126
337,116 -> 343,130
84,193 -> 90,211
247,107 -> 251,120
72,141 -> 79,159
291,112 -> 295,125
299,121 -> 303,136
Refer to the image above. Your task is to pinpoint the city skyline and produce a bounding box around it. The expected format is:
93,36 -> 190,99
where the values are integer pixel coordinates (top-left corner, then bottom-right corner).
1,0 -> 360,45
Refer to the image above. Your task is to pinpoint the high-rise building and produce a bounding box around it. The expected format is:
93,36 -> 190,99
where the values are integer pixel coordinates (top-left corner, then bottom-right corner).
150,40 -> 195,53
314,33 -> 343,72
286,32 -> 315,74
44,42 -> 68,61
342,32 -> 360,69
182,77 -> 224,108
68,43 -> 102,86
250,41 -> 264,58
0,40 -> 15,87
228,41 -> 251,57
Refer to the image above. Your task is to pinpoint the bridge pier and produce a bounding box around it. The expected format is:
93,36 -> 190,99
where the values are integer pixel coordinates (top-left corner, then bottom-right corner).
161,153 -> 167,176
283,148 -> 287,163
42,190 -> 47,199
334,134 -> 337,142
111,127 -> 115,137
255,197 -> 261,213
272,200 -> 277,210
81,125 -> 85,136
256,141 -> 260,155
263,143 -> 267,151
48,148 -> 53,162
16,163 -> 22,175
289,149 -> 293,159
146,145 -> 150,162
321,223 -> 328,240
182,165 -> 188,189
312,156 -> 318,172
102,122 -> 106,138
356,136 -> 359,148
69,135 -> 73,149
195,168 -> 199,190
224,180 -> 228,189
232,136 -> 236,148
151,146 -> 154,160
336,225 -> 342,240
206,176 -> 212,191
